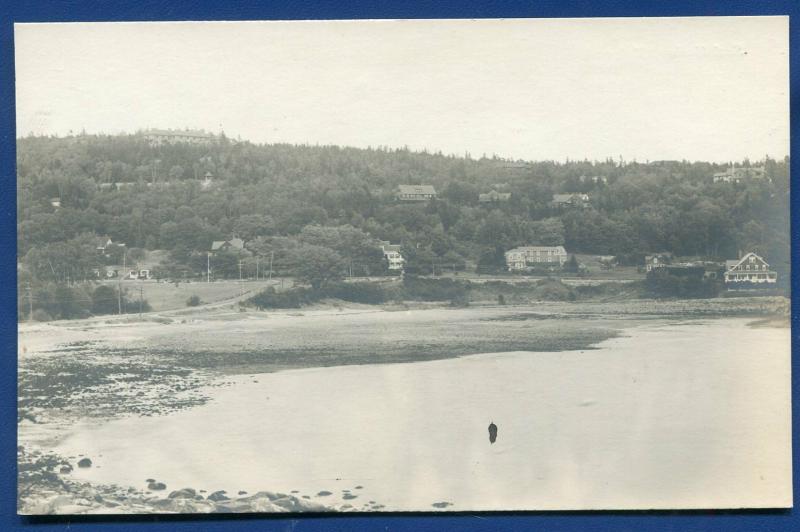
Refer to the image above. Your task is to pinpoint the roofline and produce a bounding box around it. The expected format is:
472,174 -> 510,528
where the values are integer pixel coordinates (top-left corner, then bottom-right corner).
728,252 -> 769,270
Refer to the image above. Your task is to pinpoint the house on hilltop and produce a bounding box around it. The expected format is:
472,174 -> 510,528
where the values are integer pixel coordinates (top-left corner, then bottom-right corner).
200,171 -> 215,191
712,166 -> 768,183
211,237 -> 245,253
579,175 -> 608,185
505,246 -> 568,271
724,252 -> 777,286
142,129 -> 217,147
479,190 -> 511,203
551,193 -> 589,209
396,185 -> 437,201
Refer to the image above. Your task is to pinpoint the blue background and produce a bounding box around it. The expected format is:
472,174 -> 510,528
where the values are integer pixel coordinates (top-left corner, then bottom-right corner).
1,1 -> 797,530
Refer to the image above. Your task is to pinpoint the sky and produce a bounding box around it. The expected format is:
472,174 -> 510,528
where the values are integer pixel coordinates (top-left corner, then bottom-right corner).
14,17 -> 789,163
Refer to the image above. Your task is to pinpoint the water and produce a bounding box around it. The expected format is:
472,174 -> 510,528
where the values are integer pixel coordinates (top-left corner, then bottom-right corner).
54,319 -> 791,510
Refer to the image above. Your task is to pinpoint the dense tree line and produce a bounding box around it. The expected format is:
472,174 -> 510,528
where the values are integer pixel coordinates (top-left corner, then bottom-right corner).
17,133 -> 790,294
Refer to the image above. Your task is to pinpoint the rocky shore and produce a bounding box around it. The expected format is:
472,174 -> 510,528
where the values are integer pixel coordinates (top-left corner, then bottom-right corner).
18,447 -> 337,514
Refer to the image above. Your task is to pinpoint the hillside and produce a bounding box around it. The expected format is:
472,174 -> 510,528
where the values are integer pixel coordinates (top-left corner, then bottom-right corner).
17,133 -> 790,291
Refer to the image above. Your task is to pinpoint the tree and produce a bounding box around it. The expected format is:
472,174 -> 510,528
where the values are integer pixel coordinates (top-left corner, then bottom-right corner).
476,246 -> 507,274
563,254 -> 580,273
91,285 -> 119,315
289,244 -> 346,290
233,214 -> 275,240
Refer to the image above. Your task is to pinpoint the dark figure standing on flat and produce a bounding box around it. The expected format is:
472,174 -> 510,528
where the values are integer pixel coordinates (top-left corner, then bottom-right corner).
488,421 -> 498,444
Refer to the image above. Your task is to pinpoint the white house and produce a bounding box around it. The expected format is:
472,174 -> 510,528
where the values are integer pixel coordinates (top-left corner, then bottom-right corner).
380,241 -> 404,270
724,252 -> 777,285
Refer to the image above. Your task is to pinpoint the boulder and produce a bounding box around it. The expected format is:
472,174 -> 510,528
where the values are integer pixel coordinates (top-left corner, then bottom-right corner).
54,503 -> 91,515
147,481 -> 167,491
168,488 -> 197,499
77,458 -> 92,468
163,498 -> 213,513
59,465 -> 73,474
207,490 -> 229,502
246,498 -> 288,513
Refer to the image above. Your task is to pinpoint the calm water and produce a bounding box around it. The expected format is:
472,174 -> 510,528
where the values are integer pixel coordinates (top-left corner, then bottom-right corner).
54,318 -> 791,511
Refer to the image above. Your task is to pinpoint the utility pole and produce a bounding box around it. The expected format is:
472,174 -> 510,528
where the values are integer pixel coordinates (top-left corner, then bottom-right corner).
268,250 -> 274,282
118,252 -> 125,314
207,252 -> 211,283
26,282 -> 33,322
256,256 -> 260,281
139,285 -> 143,320
238,260 -> 244,296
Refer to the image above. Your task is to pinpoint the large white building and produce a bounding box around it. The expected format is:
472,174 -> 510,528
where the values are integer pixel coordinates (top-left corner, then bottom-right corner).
505,246 -> 568,271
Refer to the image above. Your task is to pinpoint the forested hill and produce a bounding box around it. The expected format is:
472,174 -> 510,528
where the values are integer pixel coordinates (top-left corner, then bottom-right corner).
17,133 -> 790,281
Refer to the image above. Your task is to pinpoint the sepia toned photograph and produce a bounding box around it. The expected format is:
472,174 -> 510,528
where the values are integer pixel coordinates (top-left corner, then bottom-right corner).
15,17 -> 791,514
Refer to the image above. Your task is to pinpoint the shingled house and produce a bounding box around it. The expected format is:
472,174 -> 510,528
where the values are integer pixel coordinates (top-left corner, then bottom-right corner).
550,193 -> 589,209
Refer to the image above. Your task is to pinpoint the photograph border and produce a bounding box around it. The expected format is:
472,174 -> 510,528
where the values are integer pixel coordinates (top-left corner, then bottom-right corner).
1,1 -> 797,530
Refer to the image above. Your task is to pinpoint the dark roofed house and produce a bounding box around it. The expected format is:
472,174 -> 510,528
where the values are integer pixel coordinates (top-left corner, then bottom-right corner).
551,193 -> 589,209
645,253 -> 672,272
211,237 -> 245,252
396,185 -> 437,201
479,190 -> 512,203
